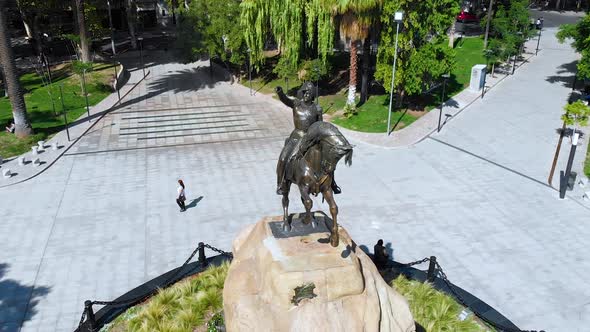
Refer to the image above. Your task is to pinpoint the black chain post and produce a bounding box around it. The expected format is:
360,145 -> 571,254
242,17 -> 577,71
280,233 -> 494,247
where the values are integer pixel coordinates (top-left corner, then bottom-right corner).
198,242 -> 207,268
427,256 -> 437,282
84,300 -> 96,331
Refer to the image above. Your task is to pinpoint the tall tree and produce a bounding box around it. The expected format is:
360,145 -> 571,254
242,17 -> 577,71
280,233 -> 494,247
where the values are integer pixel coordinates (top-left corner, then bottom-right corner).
173,0 -> 246,77
0,3 -> 33,137
16,1 -> 64,55
240,0 -> 334,71
74,0 -> 91,62
327,0 -> 382,106
126,0 -> 138,49
558,13 -> 590,80
375,0 -> 459,106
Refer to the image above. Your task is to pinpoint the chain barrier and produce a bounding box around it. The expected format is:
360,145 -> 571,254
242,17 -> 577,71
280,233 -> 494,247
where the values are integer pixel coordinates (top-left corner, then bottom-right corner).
77,243 -> 232,330
400,257 -> 430,267
399,257 -> 544,332
203,243 -> 233,258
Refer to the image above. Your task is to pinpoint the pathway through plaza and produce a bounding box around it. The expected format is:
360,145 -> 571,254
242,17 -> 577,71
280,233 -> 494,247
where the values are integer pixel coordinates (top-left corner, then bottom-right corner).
1,19 -> 589,332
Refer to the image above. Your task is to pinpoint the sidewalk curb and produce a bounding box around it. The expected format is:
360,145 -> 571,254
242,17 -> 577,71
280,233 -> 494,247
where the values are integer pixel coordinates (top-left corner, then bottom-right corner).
0,70 -> 151,189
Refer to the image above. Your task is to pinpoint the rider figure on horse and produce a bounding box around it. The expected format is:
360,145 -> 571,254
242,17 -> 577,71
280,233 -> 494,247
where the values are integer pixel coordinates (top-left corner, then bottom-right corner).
275,82 -> 341,196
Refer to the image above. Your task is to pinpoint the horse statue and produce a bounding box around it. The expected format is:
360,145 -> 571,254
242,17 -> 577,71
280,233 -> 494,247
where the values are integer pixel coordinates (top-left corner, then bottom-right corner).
280,121 -> 353,247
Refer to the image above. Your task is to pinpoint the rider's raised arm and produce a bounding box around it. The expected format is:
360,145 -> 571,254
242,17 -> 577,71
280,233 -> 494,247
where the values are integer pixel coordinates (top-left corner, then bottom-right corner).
275,86 -> 295,108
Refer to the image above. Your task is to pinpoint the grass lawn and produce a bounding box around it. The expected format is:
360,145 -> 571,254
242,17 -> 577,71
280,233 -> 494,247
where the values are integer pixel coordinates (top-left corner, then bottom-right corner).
102,263 -> 490,332
392,275 -> 491,332
332,37 -> 486,132
101,263 -> 229,332
0,62 -> 115,158
332,94 -> 418,133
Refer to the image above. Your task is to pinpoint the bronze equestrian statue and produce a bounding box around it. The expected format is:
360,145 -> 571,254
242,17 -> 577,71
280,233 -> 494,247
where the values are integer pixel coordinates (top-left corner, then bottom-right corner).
275,83 -> 353,247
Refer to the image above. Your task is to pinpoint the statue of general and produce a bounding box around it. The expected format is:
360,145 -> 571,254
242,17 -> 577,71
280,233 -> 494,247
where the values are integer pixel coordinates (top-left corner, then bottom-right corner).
275,82 -> 341,196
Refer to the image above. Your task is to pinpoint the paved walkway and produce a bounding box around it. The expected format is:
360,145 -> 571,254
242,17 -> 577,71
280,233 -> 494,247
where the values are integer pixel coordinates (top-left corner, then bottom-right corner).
0,20 -> 589,332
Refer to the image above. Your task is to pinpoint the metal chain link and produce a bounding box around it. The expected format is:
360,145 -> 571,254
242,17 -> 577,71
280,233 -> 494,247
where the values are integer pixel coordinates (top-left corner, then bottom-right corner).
203,243 -> 233,258
400,257 -> 430,267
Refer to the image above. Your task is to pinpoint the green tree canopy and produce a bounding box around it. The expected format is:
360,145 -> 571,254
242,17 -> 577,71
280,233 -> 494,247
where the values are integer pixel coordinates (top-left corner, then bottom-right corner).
557,13 -> 590,80
374,0 -> 459,98
175,0 -> 246,67
240,0 -> 334,70
563,100 -> 590,127
483,0 -> 531,57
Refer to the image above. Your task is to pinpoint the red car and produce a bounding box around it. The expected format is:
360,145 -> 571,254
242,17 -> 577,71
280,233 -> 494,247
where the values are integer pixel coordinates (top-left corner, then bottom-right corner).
456,10 -> 478,23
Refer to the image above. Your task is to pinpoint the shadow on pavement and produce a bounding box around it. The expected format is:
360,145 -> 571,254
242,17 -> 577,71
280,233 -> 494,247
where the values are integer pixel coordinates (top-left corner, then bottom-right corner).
0,263 -> 51,332
546,60 -> 578,87
110,66 -> 229,112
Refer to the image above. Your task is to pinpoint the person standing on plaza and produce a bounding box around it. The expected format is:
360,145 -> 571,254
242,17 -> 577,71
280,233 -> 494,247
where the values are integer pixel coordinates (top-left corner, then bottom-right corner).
176,179 -> 187,212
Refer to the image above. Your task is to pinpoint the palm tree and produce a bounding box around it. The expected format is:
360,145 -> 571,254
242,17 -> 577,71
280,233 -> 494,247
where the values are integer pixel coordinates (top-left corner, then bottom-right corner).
0,2 -> 33,137
327,0 -> 382,106
74,0 -> 91,62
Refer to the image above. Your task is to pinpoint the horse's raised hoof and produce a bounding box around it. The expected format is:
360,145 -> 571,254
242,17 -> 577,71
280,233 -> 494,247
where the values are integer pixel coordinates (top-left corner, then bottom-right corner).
283,222 -> 292,232
329,233 -> 339,247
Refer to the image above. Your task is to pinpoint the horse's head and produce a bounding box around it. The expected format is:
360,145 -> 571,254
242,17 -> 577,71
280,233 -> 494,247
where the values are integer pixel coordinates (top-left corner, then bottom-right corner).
297,122 -> 353,175
319,134 -> 353,173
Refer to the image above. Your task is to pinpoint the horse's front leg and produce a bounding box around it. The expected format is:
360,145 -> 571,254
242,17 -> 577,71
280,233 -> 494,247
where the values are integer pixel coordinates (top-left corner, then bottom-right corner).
282,184 -> 291,232
322,188 -> 339,247
299,185 -> 316,228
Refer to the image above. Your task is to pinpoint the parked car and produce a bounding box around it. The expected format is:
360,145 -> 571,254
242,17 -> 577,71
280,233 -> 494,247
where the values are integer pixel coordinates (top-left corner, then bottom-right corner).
456,10 -> 478,23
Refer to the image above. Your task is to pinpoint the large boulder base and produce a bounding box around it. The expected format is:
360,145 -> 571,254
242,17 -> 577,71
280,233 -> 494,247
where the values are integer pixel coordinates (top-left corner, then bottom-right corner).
223,214 -> 416,332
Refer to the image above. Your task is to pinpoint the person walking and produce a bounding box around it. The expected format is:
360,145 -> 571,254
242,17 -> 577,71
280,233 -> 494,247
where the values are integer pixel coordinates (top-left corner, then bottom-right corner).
176,179 -> 187,212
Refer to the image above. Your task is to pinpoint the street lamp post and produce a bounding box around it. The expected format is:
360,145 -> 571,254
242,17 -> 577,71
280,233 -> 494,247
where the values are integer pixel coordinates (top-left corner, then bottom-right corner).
247,48 -> 252,95
438,74 -> 450,133
535,27 -> 542,56
81,69 -> 91,122
59,85 -> 70,141
113,58 -> 121,102
386,11 -> 403,136
138,37 -> 145,77
107,0 -> 116,55
511,51 -> 517,75
560,131 -> 580,199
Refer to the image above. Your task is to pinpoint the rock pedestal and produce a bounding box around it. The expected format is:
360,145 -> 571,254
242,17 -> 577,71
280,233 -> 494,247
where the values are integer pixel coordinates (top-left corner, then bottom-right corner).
223,213 -> 415,332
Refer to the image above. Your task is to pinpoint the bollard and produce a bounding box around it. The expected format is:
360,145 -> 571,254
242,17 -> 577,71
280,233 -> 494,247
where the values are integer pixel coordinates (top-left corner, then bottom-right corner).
427,256 -> 437,282
84,300 -> 97,331
198,242 -> 207,268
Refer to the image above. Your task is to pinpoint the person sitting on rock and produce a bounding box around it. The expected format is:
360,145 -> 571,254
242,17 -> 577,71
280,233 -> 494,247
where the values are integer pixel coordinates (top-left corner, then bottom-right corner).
373,239 -> 389,270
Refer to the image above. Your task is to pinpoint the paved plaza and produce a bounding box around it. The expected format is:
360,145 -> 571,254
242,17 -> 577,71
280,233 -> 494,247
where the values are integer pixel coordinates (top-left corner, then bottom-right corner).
1,16 -> 590,332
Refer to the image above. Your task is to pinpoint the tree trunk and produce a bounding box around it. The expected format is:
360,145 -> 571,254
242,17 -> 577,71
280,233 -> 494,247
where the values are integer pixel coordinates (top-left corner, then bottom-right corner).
127,0 -> 138,49
555,0 -> 561,10
0,4 -> 33,137
360,38 -> 370,103
448,21 -> 456,48
19,9 -> 33,39
74,0 -> 91,62
347,40 -> 358,106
